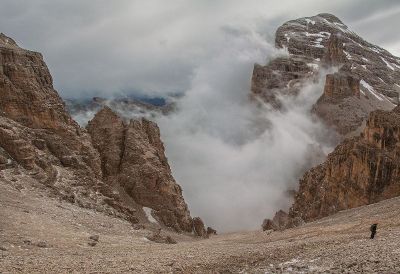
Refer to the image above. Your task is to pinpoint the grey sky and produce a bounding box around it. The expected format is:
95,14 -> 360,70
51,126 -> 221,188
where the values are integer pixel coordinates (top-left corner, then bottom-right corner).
1,0 -> 399,98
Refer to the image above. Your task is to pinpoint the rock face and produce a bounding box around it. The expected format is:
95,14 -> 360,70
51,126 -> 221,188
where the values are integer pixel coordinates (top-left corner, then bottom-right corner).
0,33 -> 68,129
0,33 -> 197,233
0,32 -> 101,185
252,13 -> 400,136
251,56 -> 315,108
87,107 -> 193,232
289,106 -> 400,222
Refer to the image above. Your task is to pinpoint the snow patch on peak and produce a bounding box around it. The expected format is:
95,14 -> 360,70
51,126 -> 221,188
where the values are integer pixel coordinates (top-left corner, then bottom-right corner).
307,63 -> 319,70
284,33 -> 290,42
313,37 -> 324,48
321,18 -> 350,34
304,32 -> 330,38
391,62 -> 400,70
333,22 -> 346,27
305,18 -> 316,25
343,51 -> 352,60
360,80 -> 383,101
381,57 -> 395,71
370,47 -> 381,54
143,207 -> 158,223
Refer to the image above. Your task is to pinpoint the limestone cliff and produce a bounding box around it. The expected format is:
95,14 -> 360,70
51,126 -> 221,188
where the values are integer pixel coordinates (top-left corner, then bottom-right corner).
0,33 -> 102,193
289,106 -> 400,222
87,107 -> 193,232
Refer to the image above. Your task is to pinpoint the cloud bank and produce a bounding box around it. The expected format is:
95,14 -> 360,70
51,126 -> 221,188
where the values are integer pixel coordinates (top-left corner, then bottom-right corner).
156,27 -> 337,231
0,0 -> 399,98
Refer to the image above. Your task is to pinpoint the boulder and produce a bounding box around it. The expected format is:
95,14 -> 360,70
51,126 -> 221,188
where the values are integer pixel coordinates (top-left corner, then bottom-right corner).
206,227 -> 217,236
193,217 -> 207,237
262,219 -> 277,231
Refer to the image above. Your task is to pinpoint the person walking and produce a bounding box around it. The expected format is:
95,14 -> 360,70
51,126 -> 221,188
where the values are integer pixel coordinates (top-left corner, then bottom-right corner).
370,223 -> 378,239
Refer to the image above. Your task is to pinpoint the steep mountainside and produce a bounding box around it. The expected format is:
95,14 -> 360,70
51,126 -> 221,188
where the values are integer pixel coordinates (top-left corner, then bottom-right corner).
257,14 -> 400,229
0,33 -> 200,233
252,13 -> 400,135
87,107 -> 193,232
0,33 -> 103,204
290,106 -> 400,223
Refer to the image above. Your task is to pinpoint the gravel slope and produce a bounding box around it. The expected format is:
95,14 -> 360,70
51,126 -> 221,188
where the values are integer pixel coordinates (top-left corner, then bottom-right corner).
1,173 -> 400,273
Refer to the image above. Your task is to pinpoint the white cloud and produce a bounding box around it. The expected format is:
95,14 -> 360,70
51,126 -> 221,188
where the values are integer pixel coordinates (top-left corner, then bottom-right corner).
156,28 -> 337,231
1,0 -> 399,98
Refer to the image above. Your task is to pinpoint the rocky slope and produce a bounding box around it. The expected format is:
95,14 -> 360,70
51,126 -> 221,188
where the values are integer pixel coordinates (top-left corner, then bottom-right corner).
2,174 -> 400,273
252,13 -> 400,135
0,33 -> 201,233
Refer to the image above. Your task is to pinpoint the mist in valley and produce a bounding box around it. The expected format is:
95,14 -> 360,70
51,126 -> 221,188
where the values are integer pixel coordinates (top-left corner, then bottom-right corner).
156,28 -> 338,232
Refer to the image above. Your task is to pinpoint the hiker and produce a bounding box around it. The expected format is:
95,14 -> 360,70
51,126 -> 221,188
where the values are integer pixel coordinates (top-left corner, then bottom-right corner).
370,223 -> 378,239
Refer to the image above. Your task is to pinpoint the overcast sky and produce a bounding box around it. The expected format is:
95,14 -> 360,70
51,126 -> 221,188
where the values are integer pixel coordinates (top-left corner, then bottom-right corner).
1,0 -> 400,98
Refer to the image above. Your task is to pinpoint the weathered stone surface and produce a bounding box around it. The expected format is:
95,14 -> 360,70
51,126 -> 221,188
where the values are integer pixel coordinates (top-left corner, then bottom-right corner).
272,210 -> 290,230
87,107 -> 193,232
288,107 -> 400,222
86,107 -> 125,178
321,72 -> 360,100
313,71 -> 364,135
251,56 -> 315,108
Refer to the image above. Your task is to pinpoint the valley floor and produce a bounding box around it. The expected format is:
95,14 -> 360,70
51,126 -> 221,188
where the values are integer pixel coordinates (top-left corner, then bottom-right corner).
1,174 -> 400,273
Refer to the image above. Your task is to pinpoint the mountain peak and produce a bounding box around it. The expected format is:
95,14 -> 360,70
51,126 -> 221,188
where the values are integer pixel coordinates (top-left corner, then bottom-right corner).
268,13 -> 400,130
315,13 -> 344,24
0,33 -> 18,47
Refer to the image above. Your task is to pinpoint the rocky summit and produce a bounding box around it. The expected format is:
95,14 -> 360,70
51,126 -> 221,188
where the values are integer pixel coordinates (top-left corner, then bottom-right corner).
252,13 -> 400,136
0,33 -> 204,234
